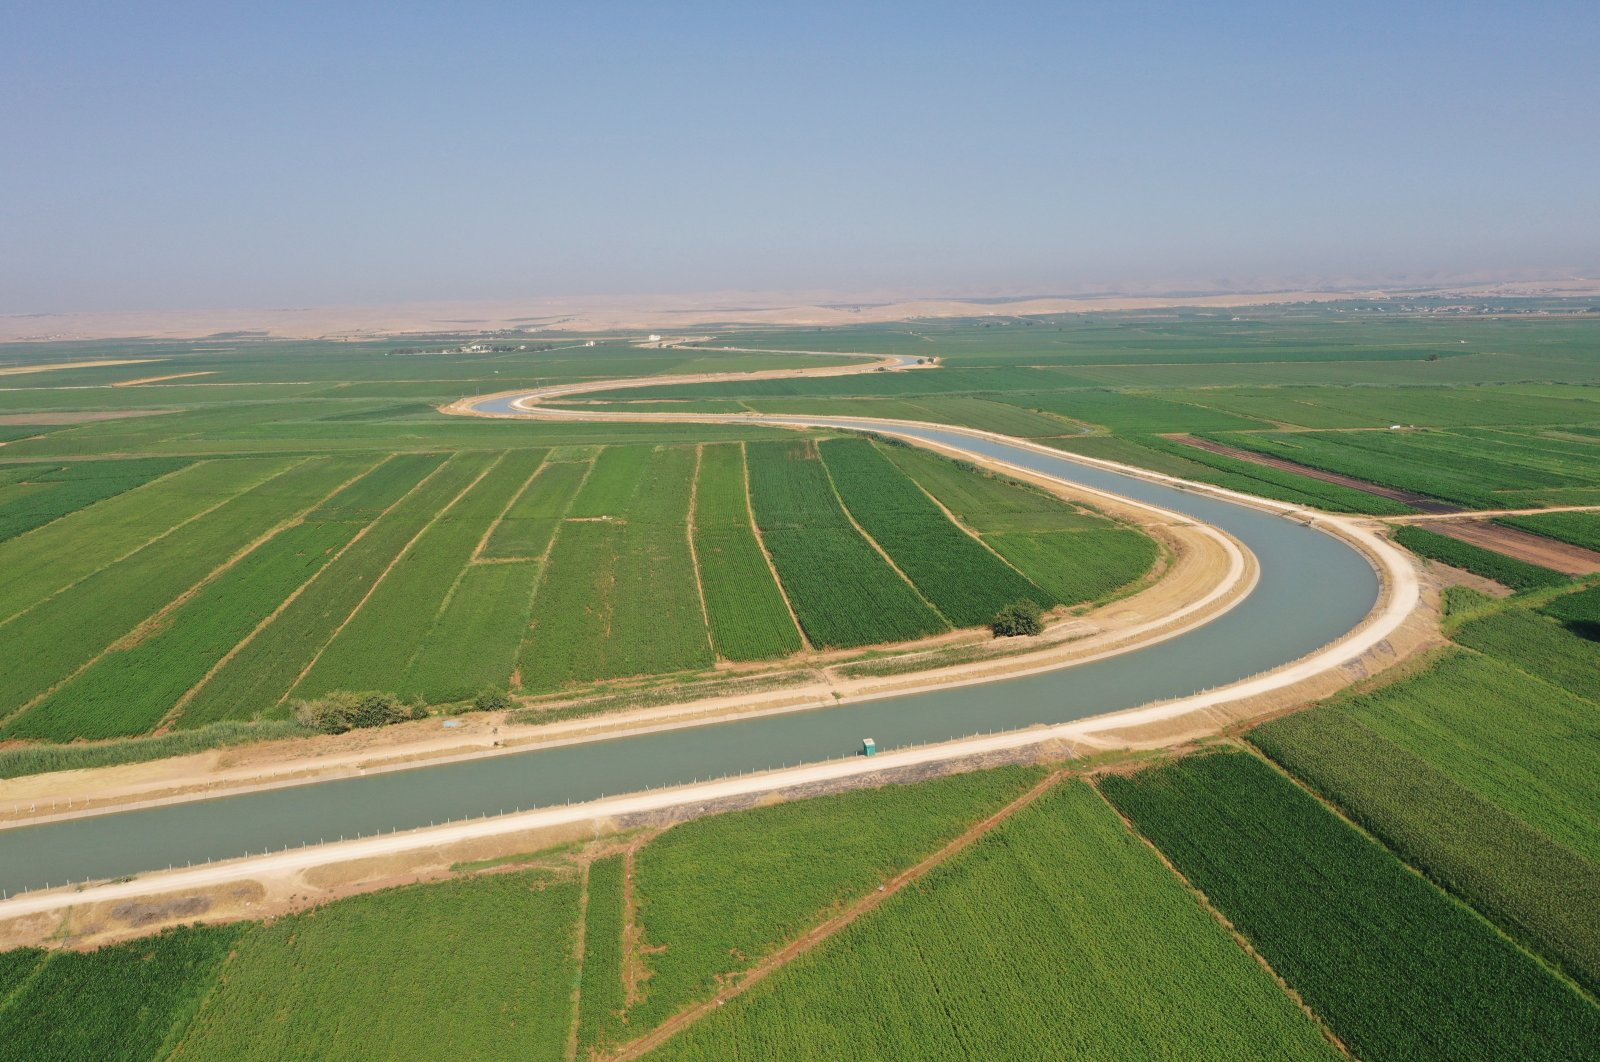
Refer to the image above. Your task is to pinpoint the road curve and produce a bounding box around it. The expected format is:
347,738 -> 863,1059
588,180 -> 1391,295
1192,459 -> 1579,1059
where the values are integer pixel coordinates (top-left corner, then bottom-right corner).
0,349 -> 1419,900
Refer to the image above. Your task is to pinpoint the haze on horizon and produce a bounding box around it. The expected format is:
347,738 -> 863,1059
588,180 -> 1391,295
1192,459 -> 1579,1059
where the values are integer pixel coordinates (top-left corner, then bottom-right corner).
4,0 -> 1598,316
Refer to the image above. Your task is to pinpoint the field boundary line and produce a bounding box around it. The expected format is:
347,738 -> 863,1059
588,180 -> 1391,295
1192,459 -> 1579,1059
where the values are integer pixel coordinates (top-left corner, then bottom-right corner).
0,458 -> 285,633
738,441 -> 811,652
816,439 -> 952,629
0,456 -> 330,732
274,454 -> 501,710
683,445 -> 714,637
1085,772 -> 1354,1059
604,768 -> 1072,1061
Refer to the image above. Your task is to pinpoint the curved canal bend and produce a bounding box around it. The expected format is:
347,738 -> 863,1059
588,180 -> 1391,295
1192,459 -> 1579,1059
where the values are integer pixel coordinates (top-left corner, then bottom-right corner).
0,361 -> 1397,897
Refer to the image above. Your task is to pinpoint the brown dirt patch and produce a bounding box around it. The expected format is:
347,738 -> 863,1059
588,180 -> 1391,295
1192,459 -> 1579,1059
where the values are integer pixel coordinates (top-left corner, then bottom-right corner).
1427,519 -> 1600,576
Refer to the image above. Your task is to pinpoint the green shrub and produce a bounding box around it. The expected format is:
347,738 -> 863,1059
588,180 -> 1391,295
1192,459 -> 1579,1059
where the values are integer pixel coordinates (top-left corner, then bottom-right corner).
473,687 -> 515,712
291,691 -> 425,734
991,600 -> 1044,637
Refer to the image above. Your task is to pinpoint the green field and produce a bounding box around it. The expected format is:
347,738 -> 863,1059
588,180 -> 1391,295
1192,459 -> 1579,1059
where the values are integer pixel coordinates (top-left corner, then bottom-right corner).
1100,751 -> 1600,1061
1392,525 -> 1572,591
655,781 -> 1333,1061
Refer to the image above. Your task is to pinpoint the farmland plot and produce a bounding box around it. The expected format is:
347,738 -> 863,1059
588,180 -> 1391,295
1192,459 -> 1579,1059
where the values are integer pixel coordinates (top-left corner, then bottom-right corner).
173,453 -> 476,726
986,529 -> 1158,605
1453,610 -> 1600,708
745,440 -> 946,648
399,560 -> 540,702
820,437 -> 1046,626
656,782 -> 1332,1062
518,445 -> 713,690
174,874 -> 580,1061
0,925 -> 243,1062
1252,707 -> 1600,995
1329,648 -> 1600,863
576,854 -> 628,1055
0,456 -> 190,543
1500,509 -> 1600,553
293,450 -> 541,699
0,458 -> 280,625
626,768 -> 1040,1033
692,443 -> 802,659
1101,752 -> 1600,1061
1393,525 -> 1570,591
480,456 -> 588,560
0,456 -> 353,735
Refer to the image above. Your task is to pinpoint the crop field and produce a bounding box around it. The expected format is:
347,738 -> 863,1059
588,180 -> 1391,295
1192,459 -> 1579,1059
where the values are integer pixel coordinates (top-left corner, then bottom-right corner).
692,443 -> 803,659
745,439 -> 947,647
1252,706 -> 1600,995
173,873 -> 581,1060
1452,608 -> 1600,709
1393,525 -> 1571,590
0,458 -> 273,625
625,768 -> 1042,1032
0,456 -> 357,737
173,453 -> 472,727
0,925 -> 243,1062
1100,751 -> 1600,1061
1329,646 -> 1600,862
1543,583 -> 1600,631
479,457 -> 585,559
518,445 -> 713,690
292,450 -> 541,699
656,781 -> 1332,1061
1500,509 -> 1600,552
819,438 -> 1046,625
1218,427 -> 1600,509
575,854 -> 628,1055
0,456 -> 190,543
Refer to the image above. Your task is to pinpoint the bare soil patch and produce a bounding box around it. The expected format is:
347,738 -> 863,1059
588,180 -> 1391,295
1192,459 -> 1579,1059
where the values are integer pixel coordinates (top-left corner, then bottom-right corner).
0,410 -> 174,425
1425,519 -> 1600,576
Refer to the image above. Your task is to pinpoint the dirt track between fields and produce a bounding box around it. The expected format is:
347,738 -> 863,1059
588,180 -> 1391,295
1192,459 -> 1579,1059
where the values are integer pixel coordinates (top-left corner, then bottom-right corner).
1419,519 -> 1600,575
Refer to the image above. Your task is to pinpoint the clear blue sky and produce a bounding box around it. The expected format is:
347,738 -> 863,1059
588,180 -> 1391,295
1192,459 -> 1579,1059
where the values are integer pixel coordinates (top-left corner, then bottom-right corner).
4,1 -> 1597,312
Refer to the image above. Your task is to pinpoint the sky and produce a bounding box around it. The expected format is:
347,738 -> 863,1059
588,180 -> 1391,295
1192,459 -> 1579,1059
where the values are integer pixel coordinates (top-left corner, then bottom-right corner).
3,0 -> 1598,313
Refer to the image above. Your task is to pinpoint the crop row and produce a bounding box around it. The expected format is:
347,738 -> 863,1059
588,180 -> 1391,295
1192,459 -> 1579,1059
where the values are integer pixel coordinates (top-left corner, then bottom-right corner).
1099,751 -> 1600,1060
1142,435 -> 1416,514
883,443 -> 1113,534
745,440 -> 945,648
0,456 -> 347,735
629,767 -> 1041,1034
0,458 -> 269,626
658,781 -> 1330,1061
0,924 -> 243,1062
692,444 -> 802,660
985,529 -> 1157,606
174,873 -> 581,1060
1499,509 -> 1600,553
1452,608 -> 1600,713
575,854 -> 628,1055
11,455 -> 384,739
173,454 -> 471,727
399,560 -> 540,703
1221,428 -> 1600,509
0,456 -> 191,543
519,446 -> 712,690
820,438 -> 1046,626
480,457 -> 587,559
1393,525 -> 1570,591
1251,706 -> 1600,996
293,450 -> 537,700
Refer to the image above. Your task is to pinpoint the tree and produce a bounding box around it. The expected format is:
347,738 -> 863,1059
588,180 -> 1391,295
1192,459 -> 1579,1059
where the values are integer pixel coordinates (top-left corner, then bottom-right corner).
292,691 -> 426,734
991,600 -> 1044,637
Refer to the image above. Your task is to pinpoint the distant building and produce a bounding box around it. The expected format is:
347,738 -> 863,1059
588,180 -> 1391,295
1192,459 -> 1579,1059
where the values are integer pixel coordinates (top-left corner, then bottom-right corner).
648,334 -> 662,342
